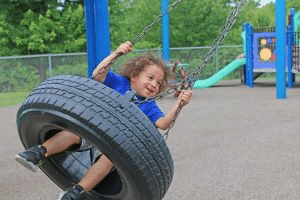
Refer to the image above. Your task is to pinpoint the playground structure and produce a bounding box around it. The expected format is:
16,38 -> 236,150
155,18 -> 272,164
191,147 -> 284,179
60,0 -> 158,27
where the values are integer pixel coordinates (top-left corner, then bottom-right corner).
12,1 -> 300,199
194,8 -> 300,89
242,8 -> 300,88
85,0 -> 290,98
193,58 -> 246,88
194,7 -> 300,92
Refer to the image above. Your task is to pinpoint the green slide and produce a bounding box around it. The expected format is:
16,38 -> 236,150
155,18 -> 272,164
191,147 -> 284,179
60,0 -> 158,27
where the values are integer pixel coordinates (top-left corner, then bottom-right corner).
193,58 -> 246,88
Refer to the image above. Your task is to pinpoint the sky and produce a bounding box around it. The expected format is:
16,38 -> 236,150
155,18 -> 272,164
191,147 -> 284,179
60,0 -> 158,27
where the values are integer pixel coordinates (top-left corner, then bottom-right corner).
258,0 -> 275,6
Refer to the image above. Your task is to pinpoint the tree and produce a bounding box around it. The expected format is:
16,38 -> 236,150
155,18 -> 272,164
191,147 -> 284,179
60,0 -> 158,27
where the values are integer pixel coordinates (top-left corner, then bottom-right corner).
286,0 -> 300,14
225,0 -> 274,45
2,0 -> 299,56
109,0 -> 233,48
109,0 -> 162,49
170,0 -> 234,47
0,0 -> 60,25
56,5 -> 86,52
13,5 -> 86,54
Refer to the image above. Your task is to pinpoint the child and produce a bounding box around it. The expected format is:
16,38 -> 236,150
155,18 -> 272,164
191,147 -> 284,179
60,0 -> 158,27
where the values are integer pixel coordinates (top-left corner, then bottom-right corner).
15,42 -> 192,200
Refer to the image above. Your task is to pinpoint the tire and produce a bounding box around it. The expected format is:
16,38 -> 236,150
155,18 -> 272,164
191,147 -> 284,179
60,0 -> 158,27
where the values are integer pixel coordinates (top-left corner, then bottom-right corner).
16,75 -> 174,200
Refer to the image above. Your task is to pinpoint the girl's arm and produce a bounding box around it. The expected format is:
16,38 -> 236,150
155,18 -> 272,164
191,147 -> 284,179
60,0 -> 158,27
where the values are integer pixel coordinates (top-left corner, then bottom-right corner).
92,42 -> 132,83
155,90 -> 192,130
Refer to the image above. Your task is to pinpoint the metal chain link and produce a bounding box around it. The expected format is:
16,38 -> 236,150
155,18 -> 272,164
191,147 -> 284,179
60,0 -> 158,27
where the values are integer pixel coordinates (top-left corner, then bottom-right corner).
131,0 -> 185,45
91,0 -> 245,140
130,0 -> 245,140
92,0 -> 185,80
156,0 -> 245,102
161,0 -> 245,140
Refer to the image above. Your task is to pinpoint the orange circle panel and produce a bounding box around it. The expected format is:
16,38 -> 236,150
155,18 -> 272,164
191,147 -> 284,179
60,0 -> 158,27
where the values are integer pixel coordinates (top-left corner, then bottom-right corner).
260,48 -> 272,61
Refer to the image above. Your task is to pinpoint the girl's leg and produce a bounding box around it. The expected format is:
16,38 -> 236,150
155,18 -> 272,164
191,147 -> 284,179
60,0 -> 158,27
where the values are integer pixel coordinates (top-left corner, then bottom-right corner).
78,154 -> 113,192
15,130 -> 81,172
43,130 -> 81,157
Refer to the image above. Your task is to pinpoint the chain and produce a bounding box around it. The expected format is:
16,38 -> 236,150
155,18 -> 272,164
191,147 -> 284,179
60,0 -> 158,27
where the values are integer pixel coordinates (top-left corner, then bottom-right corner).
131,0 -> 185,45
91,0 -> 245,140
92,0 -> 185,80
132,0 -> 245,140
157,0 -> 245,101
163,101 -> 184,140
187,0 -> 245,87
161,0 -> 245,140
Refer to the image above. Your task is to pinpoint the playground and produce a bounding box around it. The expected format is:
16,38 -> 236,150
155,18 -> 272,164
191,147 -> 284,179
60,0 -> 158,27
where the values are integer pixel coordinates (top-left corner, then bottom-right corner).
2,80 -> 300,199
6,0 -> 300,199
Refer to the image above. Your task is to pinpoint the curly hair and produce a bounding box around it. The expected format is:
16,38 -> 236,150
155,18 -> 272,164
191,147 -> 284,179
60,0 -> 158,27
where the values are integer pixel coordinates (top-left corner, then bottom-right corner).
119,53 -> 173,94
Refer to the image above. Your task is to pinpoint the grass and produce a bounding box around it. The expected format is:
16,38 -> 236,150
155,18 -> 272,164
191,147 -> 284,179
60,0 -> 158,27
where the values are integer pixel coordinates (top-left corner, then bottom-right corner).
0,91 -> 29,107
0,72 -> 297,107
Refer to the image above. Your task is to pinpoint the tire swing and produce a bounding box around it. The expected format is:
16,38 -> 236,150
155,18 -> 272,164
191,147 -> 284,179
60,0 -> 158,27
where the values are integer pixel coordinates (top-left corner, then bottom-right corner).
17,76 -> 173,200
16,0 -> 245,199
16,1 -> 184,200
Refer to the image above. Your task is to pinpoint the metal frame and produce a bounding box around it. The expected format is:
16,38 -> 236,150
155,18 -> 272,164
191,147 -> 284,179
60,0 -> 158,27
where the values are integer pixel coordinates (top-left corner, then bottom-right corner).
244,2 -> 297,99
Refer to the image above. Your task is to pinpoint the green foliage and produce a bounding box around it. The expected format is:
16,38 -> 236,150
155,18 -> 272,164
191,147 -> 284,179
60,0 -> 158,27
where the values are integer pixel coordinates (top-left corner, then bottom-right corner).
0,12 -> 23,56
0,0 -> 60,25
0,2 -> 86,55
286,0 -> 300,12
59,5 -> 86,52
15,5 -> 86,54
0,13 -> 13,56
0,0 -> 297,98
109,0 -> 134,49
0,0 -> 83,25
242,0 -> 275,27
0,0 -> 294,55
0,0 -> 297,65
170,0 -> 232,47
110,0 -> 162,49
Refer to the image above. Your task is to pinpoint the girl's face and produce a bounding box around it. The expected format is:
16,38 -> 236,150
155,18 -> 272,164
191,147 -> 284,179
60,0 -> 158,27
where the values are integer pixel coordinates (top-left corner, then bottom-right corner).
130,64 -> 165,98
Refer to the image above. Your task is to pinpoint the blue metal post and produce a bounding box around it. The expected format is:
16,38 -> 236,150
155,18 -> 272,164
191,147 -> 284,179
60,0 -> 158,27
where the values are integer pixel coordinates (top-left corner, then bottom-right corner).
161,0 -> 170,62
290,8 -> 296,85
287,24 -> 293,88
94,0 -> 111,66
246,23 -> 254,87
84,0 -> 97,78
84,0 -> 111,78
276,0 -> 286,99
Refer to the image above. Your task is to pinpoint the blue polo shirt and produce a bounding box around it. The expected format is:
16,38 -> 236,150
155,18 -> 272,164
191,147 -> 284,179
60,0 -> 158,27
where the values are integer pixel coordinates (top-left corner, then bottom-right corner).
103,71 -> 164,124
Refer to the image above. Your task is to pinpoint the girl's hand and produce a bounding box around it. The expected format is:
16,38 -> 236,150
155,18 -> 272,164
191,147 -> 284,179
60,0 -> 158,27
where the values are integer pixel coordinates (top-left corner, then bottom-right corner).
115,41 -> 133,55
177,90 -> 192,107
156,90 -> 192,130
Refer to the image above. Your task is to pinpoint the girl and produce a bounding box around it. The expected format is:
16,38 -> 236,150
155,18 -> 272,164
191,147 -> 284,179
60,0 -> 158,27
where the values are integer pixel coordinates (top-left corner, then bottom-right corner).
15,42 -> 192,200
